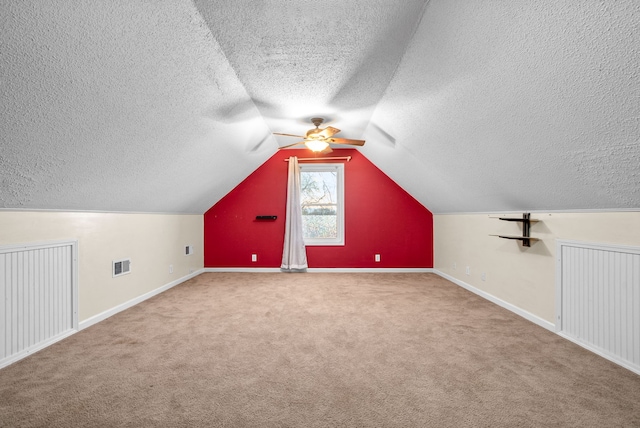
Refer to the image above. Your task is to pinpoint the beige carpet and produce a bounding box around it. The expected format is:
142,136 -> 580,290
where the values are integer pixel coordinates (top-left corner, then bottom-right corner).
0,273 -> 638,427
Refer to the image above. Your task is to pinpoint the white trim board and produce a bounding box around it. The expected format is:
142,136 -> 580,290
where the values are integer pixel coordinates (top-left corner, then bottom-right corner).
0,329 -> 77,370
557,332 -> 640,376
435,208 -> 640,215
79,268 -> 205,330
0,208 -> 202,215
204,267 -> 435,273
433,270 -> 556,332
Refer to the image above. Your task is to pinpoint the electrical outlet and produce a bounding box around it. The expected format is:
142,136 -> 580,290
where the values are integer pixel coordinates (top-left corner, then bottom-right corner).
169,264 -> 173,274
375,254 -> 380,262
465,266 -> 470,275
453,262 -> 457,270
481,272 -> 486,281
251,254 -> 257,262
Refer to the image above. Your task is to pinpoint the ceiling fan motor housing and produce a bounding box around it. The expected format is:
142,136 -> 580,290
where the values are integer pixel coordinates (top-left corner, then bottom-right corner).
306,129 -> 322,139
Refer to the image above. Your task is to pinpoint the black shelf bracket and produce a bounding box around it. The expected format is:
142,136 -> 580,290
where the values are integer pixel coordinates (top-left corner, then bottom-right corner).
494,213 -> 539,247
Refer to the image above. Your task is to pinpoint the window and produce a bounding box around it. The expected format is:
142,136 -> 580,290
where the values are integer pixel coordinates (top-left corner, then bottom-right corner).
299,163 -> 344,246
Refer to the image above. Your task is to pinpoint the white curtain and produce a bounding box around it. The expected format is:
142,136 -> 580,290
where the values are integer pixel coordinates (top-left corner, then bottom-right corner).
281,156 -> 308,271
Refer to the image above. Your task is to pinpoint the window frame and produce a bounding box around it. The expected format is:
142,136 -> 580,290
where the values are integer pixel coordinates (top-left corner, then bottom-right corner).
299,163 -> 345,246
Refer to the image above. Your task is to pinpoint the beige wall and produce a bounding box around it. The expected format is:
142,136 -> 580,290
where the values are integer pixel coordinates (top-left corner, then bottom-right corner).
434,212 -> 640,324
0,212 -> 203,322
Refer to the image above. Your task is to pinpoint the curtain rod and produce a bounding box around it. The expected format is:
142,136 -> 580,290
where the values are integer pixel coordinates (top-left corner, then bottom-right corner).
284,156 -> 351,162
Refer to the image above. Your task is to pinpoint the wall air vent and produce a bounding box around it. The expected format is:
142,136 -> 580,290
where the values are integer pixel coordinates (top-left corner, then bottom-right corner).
185,245 -> 193,256
113,258 -> 131,277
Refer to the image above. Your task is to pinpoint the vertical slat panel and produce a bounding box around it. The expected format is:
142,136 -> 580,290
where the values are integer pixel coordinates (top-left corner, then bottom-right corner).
66,246 -> 72,327
567,246 -> 572,333
33,249 -> 40,345
4,254 -> 10,359
47,247 -> 56,336
596,249 -> 604,350
564,246 -> 572,335
572,247 -> 579,339
39,249 -> 46,343
631,257 -> 640,361
12,252 -> 19,357
59,247 -> 66,333
624,253 -> 630,362
585,248 -> 591,344
61,247 -> 68,331
38,248 -> 45,344
613,253 -> 624,356
613,251 -> 621,357
28,249 -> 35,348
559,241 -> 640,373
0,255 -> 6,360
0,242 -> 76,368
65,247 -> 71,328
52,247 -> 59,336
25,250 -> 30,348
625,253 -> 634,363
607,250 -> 615,354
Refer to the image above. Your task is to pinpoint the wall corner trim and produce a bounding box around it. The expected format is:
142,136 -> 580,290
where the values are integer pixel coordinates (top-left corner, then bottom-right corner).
79,269 -> 205,330
433,270 -> 555,332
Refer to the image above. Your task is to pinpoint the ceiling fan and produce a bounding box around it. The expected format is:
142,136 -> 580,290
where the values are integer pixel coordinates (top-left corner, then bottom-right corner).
274,118 -> 365,153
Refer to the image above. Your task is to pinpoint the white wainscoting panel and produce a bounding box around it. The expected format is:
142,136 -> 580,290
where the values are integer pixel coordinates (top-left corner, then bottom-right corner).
0,240 -> 78,369
556,240 -> 640,374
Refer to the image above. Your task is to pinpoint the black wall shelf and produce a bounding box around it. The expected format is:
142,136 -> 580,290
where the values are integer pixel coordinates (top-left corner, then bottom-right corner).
256,215 -> 277,220
491,213 -> 539,247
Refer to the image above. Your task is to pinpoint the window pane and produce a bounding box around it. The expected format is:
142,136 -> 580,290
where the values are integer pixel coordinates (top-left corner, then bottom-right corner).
301,212 -> 337,239
300,171 -> 337,240
298,164 -> 344,246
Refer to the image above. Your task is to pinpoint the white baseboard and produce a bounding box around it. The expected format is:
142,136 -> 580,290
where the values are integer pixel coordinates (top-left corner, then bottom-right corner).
0,329 -> 77,370
205,267 -> 282,273
204,267 -> 434,273
433,270 -> 556,332
308,268 -> 434,273
79,268 -> 204,330
557,332 -> 640,376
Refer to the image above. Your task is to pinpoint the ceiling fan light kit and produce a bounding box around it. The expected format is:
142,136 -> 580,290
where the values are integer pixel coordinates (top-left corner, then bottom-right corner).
274,117 -> 365,152
304,140 -> 330,152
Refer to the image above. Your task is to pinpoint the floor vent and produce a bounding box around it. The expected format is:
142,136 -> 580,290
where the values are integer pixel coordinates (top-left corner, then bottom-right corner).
113,258 -> 131,277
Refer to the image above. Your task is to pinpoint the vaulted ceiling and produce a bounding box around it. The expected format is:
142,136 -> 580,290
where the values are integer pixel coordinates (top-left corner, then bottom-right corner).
1,1 -> 638,214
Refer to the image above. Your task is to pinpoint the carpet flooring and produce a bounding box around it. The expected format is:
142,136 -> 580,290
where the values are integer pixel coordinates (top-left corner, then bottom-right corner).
1,272 -> 639,427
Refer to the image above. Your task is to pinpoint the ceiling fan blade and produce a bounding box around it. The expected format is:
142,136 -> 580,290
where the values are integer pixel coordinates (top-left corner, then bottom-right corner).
329,138 -> 365,146
274,132 -> 305,138
320,145 -> 333,155
278,141 -> 306,149
319,126 -> 340,138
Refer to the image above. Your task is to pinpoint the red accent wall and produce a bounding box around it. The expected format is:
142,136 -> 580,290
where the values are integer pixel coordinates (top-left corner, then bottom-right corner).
204,149 -> 433,268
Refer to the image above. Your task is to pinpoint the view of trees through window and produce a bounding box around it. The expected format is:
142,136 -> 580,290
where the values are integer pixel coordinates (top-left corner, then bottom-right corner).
300,170 -> 338,239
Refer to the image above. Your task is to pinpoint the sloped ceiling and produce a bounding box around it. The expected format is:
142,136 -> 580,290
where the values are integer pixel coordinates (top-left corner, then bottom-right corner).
1,0 -> 638,214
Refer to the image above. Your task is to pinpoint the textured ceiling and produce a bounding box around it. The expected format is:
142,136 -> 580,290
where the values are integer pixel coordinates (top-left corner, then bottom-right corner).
361,0 -> 640,212
1,0 -> 639,214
